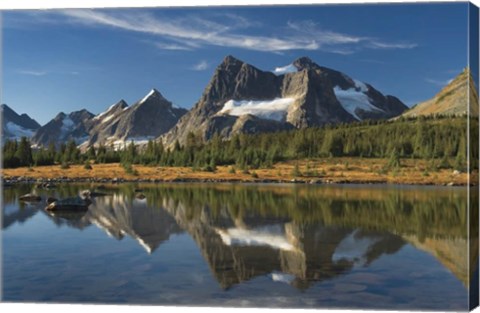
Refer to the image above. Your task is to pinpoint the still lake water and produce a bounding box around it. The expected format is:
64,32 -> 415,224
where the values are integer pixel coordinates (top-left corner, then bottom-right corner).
2,183 -> 474,310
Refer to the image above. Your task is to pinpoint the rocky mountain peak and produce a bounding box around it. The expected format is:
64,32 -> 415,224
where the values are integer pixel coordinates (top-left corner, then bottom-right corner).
162,56 -> 409,147
107,99 -> 128,113
69,109 -> 95,121
149,88 -> 162,97
293,57 -> 320,71
32,109 -> 94,147
115,99 -> 128,109
137,88 -> 167,105
30,87 -> 187,149
92,99 -> 129,122
1,104 -> 41,142
222,55 -> 244,66
54,112 -> 67,121
1,104 -> 41,129
214,55 -> 245,78
1,104 -> 14,115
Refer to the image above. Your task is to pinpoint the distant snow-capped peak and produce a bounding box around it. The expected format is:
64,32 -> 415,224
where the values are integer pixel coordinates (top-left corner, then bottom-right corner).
138,89 -> 162,105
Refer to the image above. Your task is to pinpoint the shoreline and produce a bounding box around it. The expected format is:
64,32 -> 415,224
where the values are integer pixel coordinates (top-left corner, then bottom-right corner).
2,175 -> 473,187
2,159 -> 475,187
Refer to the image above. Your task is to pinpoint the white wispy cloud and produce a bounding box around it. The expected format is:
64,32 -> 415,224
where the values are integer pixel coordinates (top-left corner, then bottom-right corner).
17,69 -> 48,76
369,41 -> 418,49
26,9 -> 417,54
153,42 -> 194,51
286,20 -> 417,52
425,77 -> 454,86
286,20 -> 366,45
16,68 -> 84,76
191,60 -> 209,71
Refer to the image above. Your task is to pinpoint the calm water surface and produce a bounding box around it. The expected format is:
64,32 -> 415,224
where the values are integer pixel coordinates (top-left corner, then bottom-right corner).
2,183 -> 474,310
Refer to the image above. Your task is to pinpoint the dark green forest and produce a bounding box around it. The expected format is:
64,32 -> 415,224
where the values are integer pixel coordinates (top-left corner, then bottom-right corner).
2,115 -> 478,172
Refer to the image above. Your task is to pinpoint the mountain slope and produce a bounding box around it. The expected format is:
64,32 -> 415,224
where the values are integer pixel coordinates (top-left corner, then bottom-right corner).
82,99 -> 130,149
32,109 -> 94,148
402,68 -> 478,118
162,55 -> 408,146
1,104 -> 41,142
30,89 -> 187,149
110,89 -> 187,147
83,89 -> 187,149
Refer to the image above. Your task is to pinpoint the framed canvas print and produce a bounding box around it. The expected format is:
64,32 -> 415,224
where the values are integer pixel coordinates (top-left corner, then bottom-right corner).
1,0 -> 479,312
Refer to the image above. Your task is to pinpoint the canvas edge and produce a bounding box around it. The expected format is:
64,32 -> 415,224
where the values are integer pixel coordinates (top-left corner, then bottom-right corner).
468,1 -> 480,311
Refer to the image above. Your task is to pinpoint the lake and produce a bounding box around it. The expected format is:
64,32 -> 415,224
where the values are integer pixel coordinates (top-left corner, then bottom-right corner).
2,183 -> 476,310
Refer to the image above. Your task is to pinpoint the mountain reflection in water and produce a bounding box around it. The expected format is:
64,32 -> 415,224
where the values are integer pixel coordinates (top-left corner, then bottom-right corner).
2,183 -> 476,309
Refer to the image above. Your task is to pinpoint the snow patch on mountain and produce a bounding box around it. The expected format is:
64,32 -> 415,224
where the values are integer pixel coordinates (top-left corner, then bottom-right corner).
60,117 -> 75,137
353,79 -> 368,92
273,64 -> 298,75
4,122 -> 35,140
333,81 -> 383,120
125,136 -> 154,145
101,114 -> 116,124
109,136 -> 154,150
218,98 -> 296,121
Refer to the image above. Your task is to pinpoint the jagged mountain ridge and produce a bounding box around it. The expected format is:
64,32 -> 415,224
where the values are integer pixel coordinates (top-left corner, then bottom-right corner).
30,89 -> 187,148
31,109 -> 94,148
401,68 -> 479,118
102,89 -> 187,148
1,104 -> 41,142
161,55 -> 408,147
8,56 -> 410,149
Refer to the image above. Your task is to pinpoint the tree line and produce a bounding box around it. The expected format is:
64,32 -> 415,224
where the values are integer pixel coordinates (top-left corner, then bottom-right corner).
2,115 -> 477,172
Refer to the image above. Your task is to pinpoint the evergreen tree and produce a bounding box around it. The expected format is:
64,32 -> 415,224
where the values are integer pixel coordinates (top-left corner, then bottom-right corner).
388,148 -> 401,169
3,139 -> 20,168
65,139 -> 80,163
87,146 -> 96,160
47,142 -> 56,162
15,137 -> 33,166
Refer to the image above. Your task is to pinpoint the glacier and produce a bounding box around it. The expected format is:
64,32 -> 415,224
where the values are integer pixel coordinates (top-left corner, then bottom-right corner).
273,64 -> 298,75
218,98 -> 296,121
333,80 -> 384,120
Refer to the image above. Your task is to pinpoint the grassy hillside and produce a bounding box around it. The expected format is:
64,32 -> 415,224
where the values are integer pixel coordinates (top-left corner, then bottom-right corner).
402,68 -> 479,117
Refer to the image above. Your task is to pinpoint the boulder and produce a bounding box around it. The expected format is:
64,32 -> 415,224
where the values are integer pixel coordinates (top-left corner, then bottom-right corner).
45,197 -> 91,211
135,193 -> 146,200
19,193 -> 41,202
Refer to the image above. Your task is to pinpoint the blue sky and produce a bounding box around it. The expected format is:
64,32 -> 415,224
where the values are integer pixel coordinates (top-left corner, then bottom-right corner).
2,2 -> 469,125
